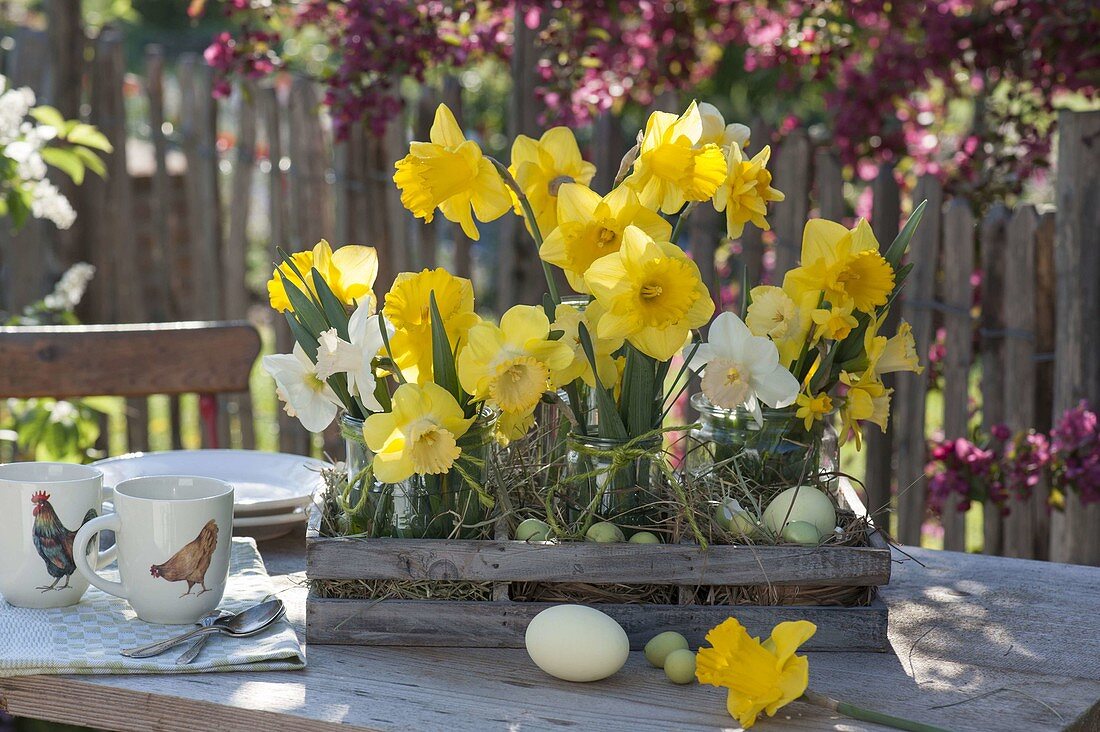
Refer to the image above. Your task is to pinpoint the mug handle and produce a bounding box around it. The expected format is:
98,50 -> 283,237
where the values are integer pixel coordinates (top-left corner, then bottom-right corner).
74,514 -> 128,600
95,488 -> 118,570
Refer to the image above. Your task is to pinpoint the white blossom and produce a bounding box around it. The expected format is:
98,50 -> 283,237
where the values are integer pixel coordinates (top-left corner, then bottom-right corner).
28,179 -> 76,230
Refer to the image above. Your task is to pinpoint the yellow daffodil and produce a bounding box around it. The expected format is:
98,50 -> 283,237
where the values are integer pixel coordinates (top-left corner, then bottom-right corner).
550,300 -> 624,389
784,219 -> 895,314
539,183 -> 672,294
267,240 -> 378,313
585,225 -> 714,361
456,305 -> 574,440
697,102 -> 750,150
745,285 -> 815,367
839,371 -> 892,449
382,268 -> 480,384
713,143 -> 784,239
622,101 -> 727,214
864,318 -> 924,378
508,127 -> 596,236
362,381 -> 474,483
811,303 -> 859,343
393,104 -> 511,241
795,391 -> 834,431
696,618 -> 817,729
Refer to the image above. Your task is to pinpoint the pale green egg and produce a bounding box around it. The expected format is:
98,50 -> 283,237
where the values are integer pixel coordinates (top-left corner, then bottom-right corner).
515,518 -> 551,542
663,648 -> 697,684
585,521 -> 625,543
629,531 -> 661,544
763,486 -> 837,535
644,631 -> 689,668
781,520 -> 822,545
525,605 -> 629,682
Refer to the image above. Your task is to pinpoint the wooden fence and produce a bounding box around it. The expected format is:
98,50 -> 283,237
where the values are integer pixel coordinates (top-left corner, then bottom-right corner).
0,27 -> 1096,564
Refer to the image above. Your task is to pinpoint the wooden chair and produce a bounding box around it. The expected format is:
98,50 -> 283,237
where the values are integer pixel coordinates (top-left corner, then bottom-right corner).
0,321 -> 261,449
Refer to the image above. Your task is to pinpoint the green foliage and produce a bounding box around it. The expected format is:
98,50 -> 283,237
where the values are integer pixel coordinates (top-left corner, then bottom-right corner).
3,398 -> 118,463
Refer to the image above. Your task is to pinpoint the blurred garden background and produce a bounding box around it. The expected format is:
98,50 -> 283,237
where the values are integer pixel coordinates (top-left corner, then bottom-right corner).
0,1 -> 1097,562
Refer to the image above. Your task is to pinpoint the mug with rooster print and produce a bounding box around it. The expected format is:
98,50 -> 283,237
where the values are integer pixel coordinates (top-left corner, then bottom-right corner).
0,462 -> 116,609
73,475 -> 233,624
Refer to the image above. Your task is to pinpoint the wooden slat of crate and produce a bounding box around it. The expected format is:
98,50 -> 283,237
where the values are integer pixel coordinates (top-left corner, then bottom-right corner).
308,539 -> 890,586
306,595 -> 888,652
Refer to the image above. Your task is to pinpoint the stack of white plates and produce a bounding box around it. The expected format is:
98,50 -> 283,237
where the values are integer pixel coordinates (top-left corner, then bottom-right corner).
93,450 -> 327,541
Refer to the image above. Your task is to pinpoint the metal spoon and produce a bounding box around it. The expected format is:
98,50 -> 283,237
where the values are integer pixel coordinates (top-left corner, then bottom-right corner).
175,611 -> 224,665
121,599 -> 286,659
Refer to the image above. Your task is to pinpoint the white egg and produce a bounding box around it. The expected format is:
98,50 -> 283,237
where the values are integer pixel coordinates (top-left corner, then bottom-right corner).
524,605 -> 630,682
762,486 -> 837,536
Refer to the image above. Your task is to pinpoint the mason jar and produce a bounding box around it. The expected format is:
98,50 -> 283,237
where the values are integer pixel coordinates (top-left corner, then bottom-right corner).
562,432 -> 665,529
685,393 -> 835,491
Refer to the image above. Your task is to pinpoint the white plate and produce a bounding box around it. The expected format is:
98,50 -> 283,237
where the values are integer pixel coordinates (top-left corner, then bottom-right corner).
93,449 -> 327,515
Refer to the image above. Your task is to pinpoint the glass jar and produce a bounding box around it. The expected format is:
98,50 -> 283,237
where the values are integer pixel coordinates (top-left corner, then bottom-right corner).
339,413 -> 394,537
562,433 -> 665,529
387,410 -> 498,539
685,393 -> 836,491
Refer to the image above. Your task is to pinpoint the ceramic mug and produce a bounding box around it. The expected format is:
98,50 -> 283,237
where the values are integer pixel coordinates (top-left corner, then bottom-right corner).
0,462 -> 116,609
74,475 -> 234,624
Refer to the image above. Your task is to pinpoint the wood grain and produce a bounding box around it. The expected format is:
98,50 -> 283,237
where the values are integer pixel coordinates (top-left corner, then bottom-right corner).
0,322 -> 260,399
940,199 -> 975,552
306,538 -> 891,586
895,176 -> 942,546
306,595 -> 889,652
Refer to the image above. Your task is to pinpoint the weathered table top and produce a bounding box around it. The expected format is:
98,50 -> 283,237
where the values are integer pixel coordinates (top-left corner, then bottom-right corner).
2,535 -> 1097,732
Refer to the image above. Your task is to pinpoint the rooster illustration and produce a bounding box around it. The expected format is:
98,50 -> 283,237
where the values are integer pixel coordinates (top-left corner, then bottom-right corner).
149,519 -> 220,597
31,491 -> 98,592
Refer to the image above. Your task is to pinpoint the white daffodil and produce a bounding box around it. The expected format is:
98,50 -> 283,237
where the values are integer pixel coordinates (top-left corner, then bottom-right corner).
686,311 -> 799,426
263,344 -> 339,432
314,305 -> 393,411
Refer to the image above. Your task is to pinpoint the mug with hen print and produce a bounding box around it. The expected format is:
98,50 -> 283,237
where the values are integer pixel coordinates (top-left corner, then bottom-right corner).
0,462 -> 116,609
74,475 -> 233,624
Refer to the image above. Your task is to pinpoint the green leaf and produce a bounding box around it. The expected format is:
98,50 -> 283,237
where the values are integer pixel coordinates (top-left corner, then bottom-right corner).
428,291 -> 465,407
577,323 -> 627,439
6,190 -> 29,229
311,269 -> 350,340
30,106 -> 66,131
620,344 -> 658,435
41,147 -> 85,185
285,312 -> 320,361
65,123 -> 113,153
72,146 -> 107,178
884,199 -> 926,269
278,269 -> 328,336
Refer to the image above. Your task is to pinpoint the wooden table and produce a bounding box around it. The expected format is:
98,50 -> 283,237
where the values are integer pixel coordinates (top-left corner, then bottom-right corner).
2,536 -> 1098,732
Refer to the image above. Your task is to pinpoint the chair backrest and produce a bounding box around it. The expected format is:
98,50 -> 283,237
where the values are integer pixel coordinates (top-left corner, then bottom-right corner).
0,321 -> 261,399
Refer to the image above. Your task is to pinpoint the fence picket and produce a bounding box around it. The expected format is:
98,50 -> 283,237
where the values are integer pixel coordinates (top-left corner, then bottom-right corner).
1051,110 -> 1100,566
813,150 -> 845,221
895,175 -> 942,546
770,128 -> 811,277
978,204 -> 1010,555
1002,205 -> 1040,559
941,199 -> 975,552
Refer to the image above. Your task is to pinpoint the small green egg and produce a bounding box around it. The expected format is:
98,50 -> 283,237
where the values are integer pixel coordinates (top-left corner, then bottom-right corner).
585,521 -> 625,543
515,518 -> 551,542
781,520 -> 822,545
629,531 -> 661,544
644,631 -> 689,668
663,648 -> 697,684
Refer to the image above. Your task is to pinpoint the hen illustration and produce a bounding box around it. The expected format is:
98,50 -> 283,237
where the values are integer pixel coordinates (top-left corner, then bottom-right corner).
31,491 -> 98,592
149,519 -> 220,597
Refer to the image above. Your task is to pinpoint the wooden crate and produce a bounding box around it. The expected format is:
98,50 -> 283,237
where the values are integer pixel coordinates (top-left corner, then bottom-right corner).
305,482 -> 891,651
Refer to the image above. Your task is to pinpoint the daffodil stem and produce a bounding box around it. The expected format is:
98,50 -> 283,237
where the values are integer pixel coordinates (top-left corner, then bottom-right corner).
488,157 -> 561,305
801,691 -> 954,732
669,202 -> 696,245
